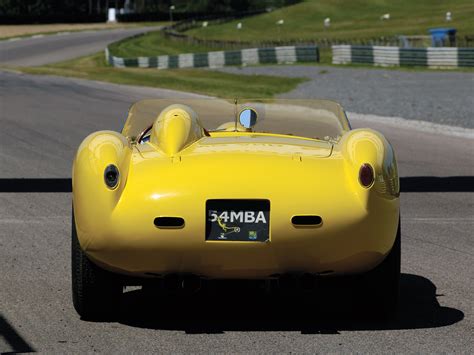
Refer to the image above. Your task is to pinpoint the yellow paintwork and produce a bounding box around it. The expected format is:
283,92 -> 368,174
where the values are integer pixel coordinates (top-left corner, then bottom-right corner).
72,103 -> 399,280
216,121 -> 251,132
150,105 -> 205,156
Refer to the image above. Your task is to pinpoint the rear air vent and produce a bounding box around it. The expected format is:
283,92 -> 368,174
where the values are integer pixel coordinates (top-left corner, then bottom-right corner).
154,217 -> 185,229
291,215 -> 322,227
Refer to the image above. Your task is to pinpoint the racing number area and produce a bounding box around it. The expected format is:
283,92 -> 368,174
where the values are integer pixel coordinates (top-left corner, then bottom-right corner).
205,200 -> 270,242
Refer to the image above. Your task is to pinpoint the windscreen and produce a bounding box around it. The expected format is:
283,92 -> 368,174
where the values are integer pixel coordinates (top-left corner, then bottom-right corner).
122,98 -> 350,142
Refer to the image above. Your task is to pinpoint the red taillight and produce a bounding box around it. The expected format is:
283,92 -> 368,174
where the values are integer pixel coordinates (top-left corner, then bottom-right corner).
359,163 -> 374,188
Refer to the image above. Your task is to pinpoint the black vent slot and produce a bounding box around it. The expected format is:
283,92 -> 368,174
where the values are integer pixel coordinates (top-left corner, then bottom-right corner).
291,215 -> 322,226
154,217 -> 185,229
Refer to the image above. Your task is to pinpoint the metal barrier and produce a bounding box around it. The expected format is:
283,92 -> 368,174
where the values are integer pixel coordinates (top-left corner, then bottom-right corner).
332,45 -> 474,68
106,45 -> 319,69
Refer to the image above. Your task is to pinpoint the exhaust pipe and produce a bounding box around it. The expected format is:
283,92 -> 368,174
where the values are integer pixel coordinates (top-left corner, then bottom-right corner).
163,274 -> 201,294
181,274 -> 202,293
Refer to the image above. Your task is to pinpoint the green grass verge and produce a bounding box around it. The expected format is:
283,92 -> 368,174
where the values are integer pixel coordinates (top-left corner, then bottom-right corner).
108,30 -> 216,57
10,52 -> 306,98
186,0 -> 474,42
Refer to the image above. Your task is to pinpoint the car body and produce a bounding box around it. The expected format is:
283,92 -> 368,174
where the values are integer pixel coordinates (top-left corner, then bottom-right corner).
71,98 -> 400,319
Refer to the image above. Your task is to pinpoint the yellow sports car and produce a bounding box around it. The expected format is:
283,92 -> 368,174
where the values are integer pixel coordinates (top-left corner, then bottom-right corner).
72,99 -> 400,320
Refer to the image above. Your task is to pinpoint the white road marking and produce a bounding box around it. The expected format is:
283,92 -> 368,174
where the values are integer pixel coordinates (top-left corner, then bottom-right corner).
7,37 -> 21,42
31,34 -> 44,39
347,111 -> 474,139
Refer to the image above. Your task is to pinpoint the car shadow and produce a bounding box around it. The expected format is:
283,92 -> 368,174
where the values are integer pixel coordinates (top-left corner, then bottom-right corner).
400,176 -> 474,193
0,315 -> 36,353
0,176 -> 473,193
115,273 -> 464,333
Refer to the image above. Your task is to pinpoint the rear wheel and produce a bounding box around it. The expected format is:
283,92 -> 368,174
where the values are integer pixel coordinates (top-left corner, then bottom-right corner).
357,217 -> 401,320
71,210 -> 122,320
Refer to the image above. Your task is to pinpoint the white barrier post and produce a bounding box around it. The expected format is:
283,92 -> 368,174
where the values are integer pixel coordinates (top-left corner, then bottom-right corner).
107,8 -> 117,23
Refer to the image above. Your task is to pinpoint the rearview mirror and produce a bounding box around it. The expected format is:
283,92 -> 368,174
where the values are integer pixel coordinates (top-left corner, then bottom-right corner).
239,108 -> 258,128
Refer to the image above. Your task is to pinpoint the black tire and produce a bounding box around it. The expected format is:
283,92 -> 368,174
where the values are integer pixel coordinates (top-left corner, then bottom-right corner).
71,210 -> 122,320
357,217 -> 401,320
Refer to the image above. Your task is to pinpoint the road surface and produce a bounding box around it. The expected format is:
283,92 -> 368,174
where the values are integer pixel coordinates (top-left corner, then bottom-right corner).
0,27 -> 158,66
0,70 -> 473,352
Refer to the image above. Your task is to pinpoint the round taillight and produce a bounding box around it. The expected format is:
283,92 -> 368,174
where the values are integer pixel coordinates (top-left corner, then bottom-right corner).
104,164 -> 119,189
359,163 -> 374,188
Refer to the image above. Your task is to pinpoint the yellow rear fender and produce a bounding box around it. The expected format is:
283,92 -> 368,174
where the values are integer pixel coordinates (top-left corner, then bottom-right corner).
340,128 -> 399,209
72,130 -> 132,248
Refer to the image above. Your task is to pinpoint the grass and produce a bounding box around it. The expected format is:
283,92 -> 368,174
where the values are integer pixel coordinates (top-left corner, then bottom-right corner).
105,1 -> 473,68
107,25 -> 332,64
10,52 -> 306,98
108,30 -> 216,57
186,0 -> 474,42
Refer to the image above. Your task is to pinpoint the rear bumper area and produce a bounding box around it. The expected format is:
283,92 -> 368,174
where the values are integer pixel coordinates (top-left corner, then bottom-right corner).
75,196 -> 399,279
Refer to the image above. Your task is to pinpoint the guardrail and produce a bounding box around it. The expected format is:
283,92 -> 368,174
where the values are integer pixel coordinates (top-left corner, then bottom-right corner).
105,45 -> 319,69
332,45 -> 474,68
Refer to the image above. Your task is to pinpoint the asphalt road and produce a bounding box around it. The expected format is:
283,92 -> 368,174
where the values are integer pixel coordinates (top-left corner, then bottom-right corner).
217,65 -> 474,129
0,70 -> 473,352
0,27 -> 158,66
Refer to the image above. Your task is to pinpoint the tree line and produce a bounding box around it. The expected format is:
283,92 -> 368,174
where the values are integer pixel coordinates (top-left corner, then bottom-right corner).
0,0 -> 300,16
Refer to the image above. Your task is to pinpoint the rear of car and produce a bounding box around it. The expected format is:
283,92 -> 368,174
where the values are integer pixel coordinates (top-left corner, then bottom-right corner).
71,99 -> 400,320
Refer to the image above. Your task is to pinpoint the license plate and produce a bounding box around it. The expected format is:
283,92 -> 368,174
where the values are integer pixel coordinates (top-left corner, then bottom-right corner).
206,200 -> 270,242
